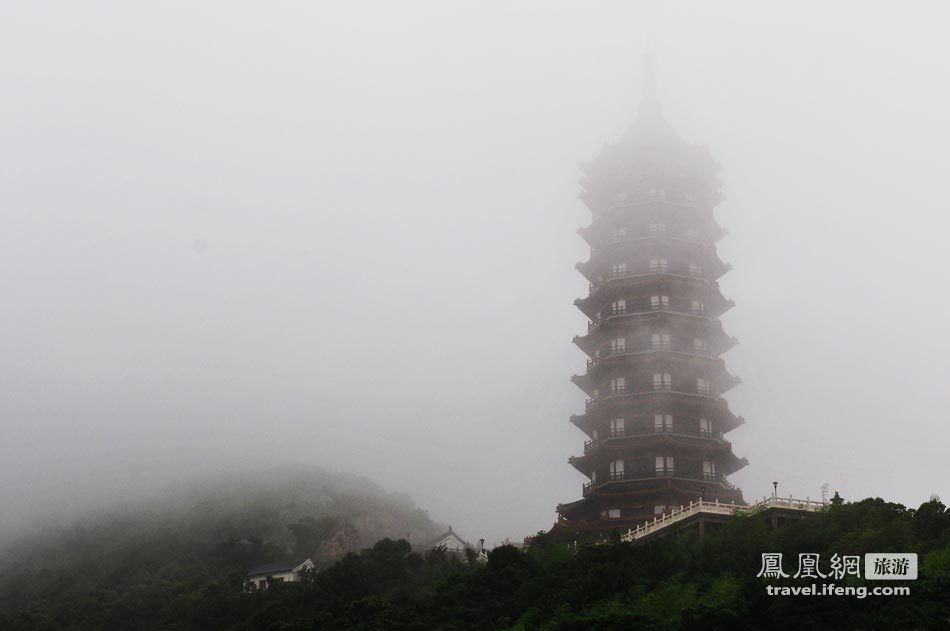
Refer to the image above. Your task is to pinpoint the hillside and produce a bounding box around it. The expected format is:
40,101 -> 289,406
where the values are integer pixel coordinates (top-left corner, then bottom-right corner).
2,495 -> 949,630
0,465 -> 442,627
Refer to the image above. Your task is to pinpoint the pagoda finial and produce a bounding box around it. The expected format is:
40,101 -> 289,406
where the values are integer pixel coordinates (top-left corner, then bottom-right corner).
639,42 -> 660,116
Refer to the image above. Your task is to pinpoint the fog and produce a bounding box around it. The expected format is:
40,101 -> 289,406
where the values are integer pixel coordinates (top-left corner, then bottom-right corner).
2,2 -> 949,546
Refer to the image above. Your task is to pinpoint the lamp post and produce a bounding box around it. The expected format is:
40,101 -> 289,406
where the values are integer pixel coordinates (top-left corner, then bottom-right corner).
772,481 -> 778,499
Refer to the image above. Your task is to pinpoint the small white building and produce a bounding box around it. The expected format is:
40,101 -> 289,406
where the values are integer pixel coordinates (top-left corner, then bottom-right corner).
421,526 -> 488,562
245,558 -> 315,591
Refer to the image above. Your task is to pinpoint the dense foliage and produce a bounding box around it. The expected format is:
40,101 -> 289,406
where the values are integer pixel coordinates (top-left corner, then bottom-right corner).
2,496 -> 949,630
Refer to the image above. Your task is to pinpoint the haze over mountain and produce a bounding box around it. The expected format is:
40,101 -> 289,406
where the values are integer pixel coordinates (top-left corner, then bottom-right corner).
0,465 -> 442,568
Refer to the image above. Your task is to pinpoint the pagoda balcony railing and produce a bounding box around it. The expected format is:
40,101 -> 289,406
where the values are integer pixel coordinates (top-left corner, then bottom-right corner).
604,197 -> 702,212
602,232 -> 707,247
586,269 -> 711,296
718,477 -> 737,490
586,345 -> 716,368
586,306 -> 708,331
582,470 -> 734,496
610,267 -> 704,281
585,388 -> 721,409
583,428 -> 724,453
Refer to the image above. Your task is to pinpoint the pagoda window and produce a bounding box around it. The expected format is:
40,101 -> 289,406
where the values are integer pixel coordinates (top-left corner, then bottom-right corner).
655,455 -> 674,475
610,418 -> 625,436
697,378 -> 712,395
703,460 -> 717,480
613,192 -> 628,205
654,413 -> 673,432
689,263 -> 703,277
606,508 -> 621,519
687,226 -> 701,241
699,418 -> 713,437
651,333 -> 671,349
654,504 -> 669,515
591,429 -> 599,441
649,257 -> 669,272
694,338 -> 708,354
648,223 -> 668,236
610,337 -> 626,354
611,263 -> 628,276
611,226 -> 628,241
685,192 -> 696,203
591,470 -> 597,483
650,295 -> 670,310
653,373 -> 672,390
610,299 -> 626,315
610,459 -> 625,479
691,300 -> 705,316
609,377 -> 626,394
648,188 -> 666,200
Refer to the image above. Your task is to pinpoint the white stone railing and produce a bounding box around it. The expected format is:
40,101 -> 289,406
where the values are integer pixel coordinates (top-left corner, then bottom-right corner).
746,495 -> 826,514
622,495 -> 826,542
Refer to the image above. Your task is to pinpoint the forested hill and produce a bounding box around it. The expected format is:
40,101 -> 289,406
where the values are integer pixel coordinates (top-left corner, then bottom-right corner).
2,495 -> 949,630
0,465 -> 442,625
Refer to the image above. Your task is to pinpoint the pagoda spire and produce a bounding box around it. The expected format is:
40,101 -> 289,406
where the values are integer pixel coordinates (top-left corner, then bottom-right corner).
639,44 -> 659,115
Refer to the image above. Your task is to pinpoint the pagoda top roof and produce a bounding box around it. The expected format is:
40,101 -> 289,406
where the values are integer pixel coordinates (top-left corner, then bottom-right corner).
580,52 -> 717,178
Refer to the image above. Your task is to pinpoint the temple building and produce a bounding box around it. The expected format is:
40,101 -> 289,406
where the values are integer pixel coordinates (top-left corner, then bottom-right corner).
556,62 -> 748,536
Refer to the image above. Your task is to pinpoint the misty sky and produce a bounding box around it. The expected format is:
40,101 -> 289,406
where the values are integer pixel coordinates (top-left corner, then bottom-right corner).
2,2 -> 949,545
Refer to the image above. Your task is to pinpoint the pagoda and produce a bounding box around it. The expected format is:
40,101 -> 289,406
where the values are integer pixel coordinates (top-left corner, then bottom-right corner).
556,60 -> 748,536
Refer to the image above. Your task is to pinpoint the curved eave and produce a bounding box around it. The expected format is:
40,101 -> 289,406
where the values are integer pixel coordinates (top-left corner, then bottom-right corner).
556,497 -> 588,514
580,477 -> 745,502
575,315 -> 738,357
576,224 -> 596,246
575,276 -> 734,320
570,394 -> 745,435
582,390 -> 733,415
570,434 -> 743,471
575,242 -> 732,284
724,454 -> 749,476
574,352 -> 739,395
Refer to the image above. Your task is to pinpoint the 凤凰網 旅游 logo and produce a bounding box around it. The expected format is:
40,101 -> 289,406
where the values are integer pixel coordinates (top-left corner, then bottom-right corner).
757,552 -> 917,580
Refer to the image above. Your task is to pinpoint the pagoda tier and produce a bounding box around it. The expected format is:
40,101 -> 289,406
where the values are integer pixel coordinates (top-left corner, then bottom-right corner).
555,69 -> 747,536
